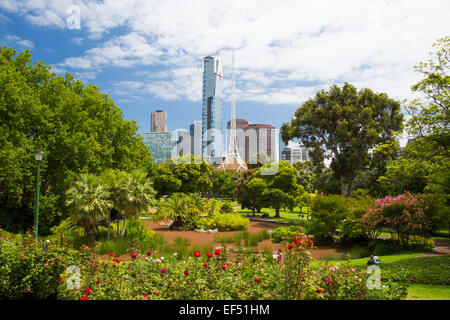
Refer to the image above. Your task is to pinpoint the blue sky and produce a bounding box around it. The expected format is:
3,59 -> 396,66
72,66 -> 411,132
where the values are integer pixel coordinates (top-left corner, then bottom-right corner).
1,0 -> 450,149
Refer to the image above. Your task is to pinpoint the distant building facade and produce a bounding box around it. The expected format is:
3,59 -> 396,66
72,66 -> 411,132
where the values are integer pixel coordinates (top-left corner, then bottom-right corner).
202,56 -> 223,158
190,121 -> 202,156
151,110 -> 167,132
245,123 -> 277,163
143,132 -> 176,163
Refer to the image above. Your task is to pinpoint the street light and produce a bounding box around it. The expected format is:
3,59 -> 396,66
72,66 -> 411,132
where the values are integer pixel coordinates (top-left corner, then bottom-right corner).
34,150 -> 44,238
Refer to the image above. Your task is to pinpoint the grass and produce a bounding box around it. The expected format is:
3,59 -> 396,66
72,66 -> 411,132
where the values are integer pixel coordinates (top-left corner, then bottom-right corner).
214,230 -> 271,247
406,284 -> 450,300
314,252 -> 426,267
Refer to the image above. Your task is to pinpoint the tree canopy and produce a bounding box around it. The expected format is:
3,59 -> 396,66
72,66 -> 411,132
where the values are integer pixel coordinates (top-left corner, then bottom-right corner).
0,45 -> 152,234
281,82 -> 403,197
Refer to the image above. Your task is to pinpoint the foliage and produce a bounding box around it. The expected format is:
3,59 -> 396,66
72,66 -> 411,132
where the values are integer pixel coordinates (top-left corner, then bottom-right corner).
210,170 -> 241,199
309,195 -> 347,242
0,228 -> 94,299
0,45 -> 152,235
380,255 -> 450,285
213,214 -> 249,231
219,201 -> 234,213
272,225 -> 301,243
53,230 -> 405,300
281,82 -> 403,197
362,192 -> 438,248
65,174 -> 112,243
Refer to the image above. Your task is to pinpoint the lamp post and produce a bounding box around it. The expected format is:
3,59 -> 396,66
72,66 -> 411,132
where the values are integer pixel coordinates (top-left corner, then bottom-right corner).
34,150 -> 44,239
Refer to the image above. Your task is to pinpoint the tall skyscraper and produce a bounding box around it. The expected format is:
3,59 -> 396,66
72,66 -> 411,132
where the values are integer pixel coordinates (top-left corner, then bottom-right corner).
201,56 -> 223,158
151,110 -> 167,132
143,132 -> 176,163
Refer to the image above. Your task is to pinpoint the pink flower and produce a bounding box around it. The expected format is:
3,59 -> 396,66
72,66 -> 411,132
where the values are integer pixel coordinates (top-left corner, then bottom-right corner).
184,270 -> 189,276
131,252 -> 137,259
143,295 -> 149,300
222,263 -> 230,270
146,251 -> 151,256
160,268 -> 167,275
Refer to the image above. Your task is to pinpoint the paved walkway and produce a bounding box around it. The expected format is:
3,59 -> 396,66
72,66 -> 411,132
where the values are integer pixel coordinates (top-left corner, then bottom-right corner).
417,239 -> 450,257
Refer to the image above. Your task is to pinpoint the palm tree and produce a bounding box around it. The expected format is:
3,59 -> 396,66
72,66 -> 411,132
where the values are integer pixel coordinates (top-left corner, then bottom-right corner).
65,174 -> 112,243
116,170 -> 155,236
154,193 -> 201,229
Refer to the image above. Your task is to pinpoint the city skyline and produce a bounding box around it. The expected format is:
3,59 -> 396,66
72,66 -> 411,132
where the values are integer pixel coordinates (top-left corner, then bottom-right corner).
2,1 -> 449,147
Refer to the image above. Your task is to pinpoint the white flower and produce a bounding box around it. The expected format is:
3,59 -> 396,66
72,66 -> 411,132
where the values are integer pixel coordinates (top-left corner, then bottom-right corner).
155,259 -> 162,263
160,256 -> 165,260
173,253 -> 178,257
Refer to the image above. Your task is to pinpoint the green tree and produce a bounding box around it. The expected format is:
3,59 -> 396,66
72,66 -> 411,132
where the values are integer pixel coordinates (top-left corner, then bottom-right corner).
281,83 -> 403,197
153,193 -> 202,229
0,45 -> 152,234
247,177 -> 268,214
380,36 -> 450,196
65,174 -> 112,243
115,170 -> 155,237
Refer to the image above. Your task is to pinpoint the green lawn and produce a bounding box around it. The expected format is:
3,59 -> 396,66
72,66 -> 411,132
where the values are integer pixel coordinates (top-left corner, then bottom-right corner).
406,284 -> 450,300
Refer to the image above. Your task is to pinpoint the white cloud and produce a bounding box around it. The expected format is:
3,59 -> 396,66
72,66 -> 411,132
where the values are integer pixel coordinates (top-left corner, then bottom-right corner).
2,0 -> 450,105
4,35 -> 34,49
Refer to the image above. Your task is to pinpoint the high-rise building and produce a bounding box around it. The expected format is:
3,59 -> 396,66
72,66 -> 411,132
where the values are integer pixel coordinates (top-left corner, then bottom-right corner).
201,56 -> 223,158
190,121 -> 202,156
143,132 -> 176,163
151,110 -> 167,132
226,118 -> 249,163
279,132 -> 287,162
244,123 -> 277,163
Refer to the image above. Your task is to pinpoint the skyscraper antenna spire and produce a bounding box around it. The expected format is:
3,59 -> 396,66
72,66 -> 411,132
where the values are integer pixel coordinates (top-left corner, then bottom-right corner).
218,48 -> 247,172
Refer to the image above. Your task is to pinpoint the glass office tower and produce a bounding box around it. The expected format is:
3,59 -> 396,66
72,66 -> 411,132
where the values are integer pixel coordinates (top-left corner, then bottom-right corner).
201,56 -> 223,158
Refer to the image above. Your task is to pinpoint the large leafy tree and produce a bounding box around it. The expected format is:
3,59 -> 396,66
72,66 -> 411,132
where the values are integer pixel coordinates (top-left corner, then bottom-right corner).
400,36 -> 449,195
0,45 -> 152,233
65,174 -> 112,243
281,83 -> 403,197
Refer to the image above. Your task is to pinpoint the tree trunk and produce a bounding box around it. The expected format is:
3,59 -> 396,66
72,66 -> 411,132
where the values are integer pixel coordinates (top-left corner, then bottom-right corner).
107,216 -> 111,240
121,217 -> 126,237
340,176 -> 350,197
275,208 -> 280,218
87,225 -> 96,244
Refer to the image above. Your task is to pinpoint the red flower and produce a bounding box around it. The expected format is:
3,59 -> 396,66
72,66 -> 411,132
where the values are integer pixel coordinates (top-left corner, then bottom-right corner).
325,278 -> 332,284
108,252 -> 114,257
317,287 -> 323,294
214,249 -> 221,256
146,251 -> 152,256
160,268 -> 167,274
294,238 -> 301,244
222,263 -> 230,270
202,262 -> 208,268
113,264 -> 116,268
288,243 -> 294,249
80,296 -> 88,300
207,252 -> 213,259
255,278 -> 261,283
256,250 -> 259,254
143,295 -> 149,300
184,270 -> 189,276
194,251 -> 201,257
96,280 -> 100,284
112,258 -> 120,263
131,252 -> 137,259
57,277 -> 62,282
85,287 -> 91,295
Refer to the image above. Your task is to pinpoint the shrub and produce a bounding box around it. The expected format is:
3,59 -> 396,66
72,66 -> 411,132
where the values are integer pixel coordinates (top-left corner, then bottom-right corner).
309,195 -> 347,242
272,226 -> 300,243
362,192 -> 431,248
213,214 -> 249,231
0,228 -> 93,299
349,246 -> 371,259
195,217 -> 216,230
220,202 -> 234,213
